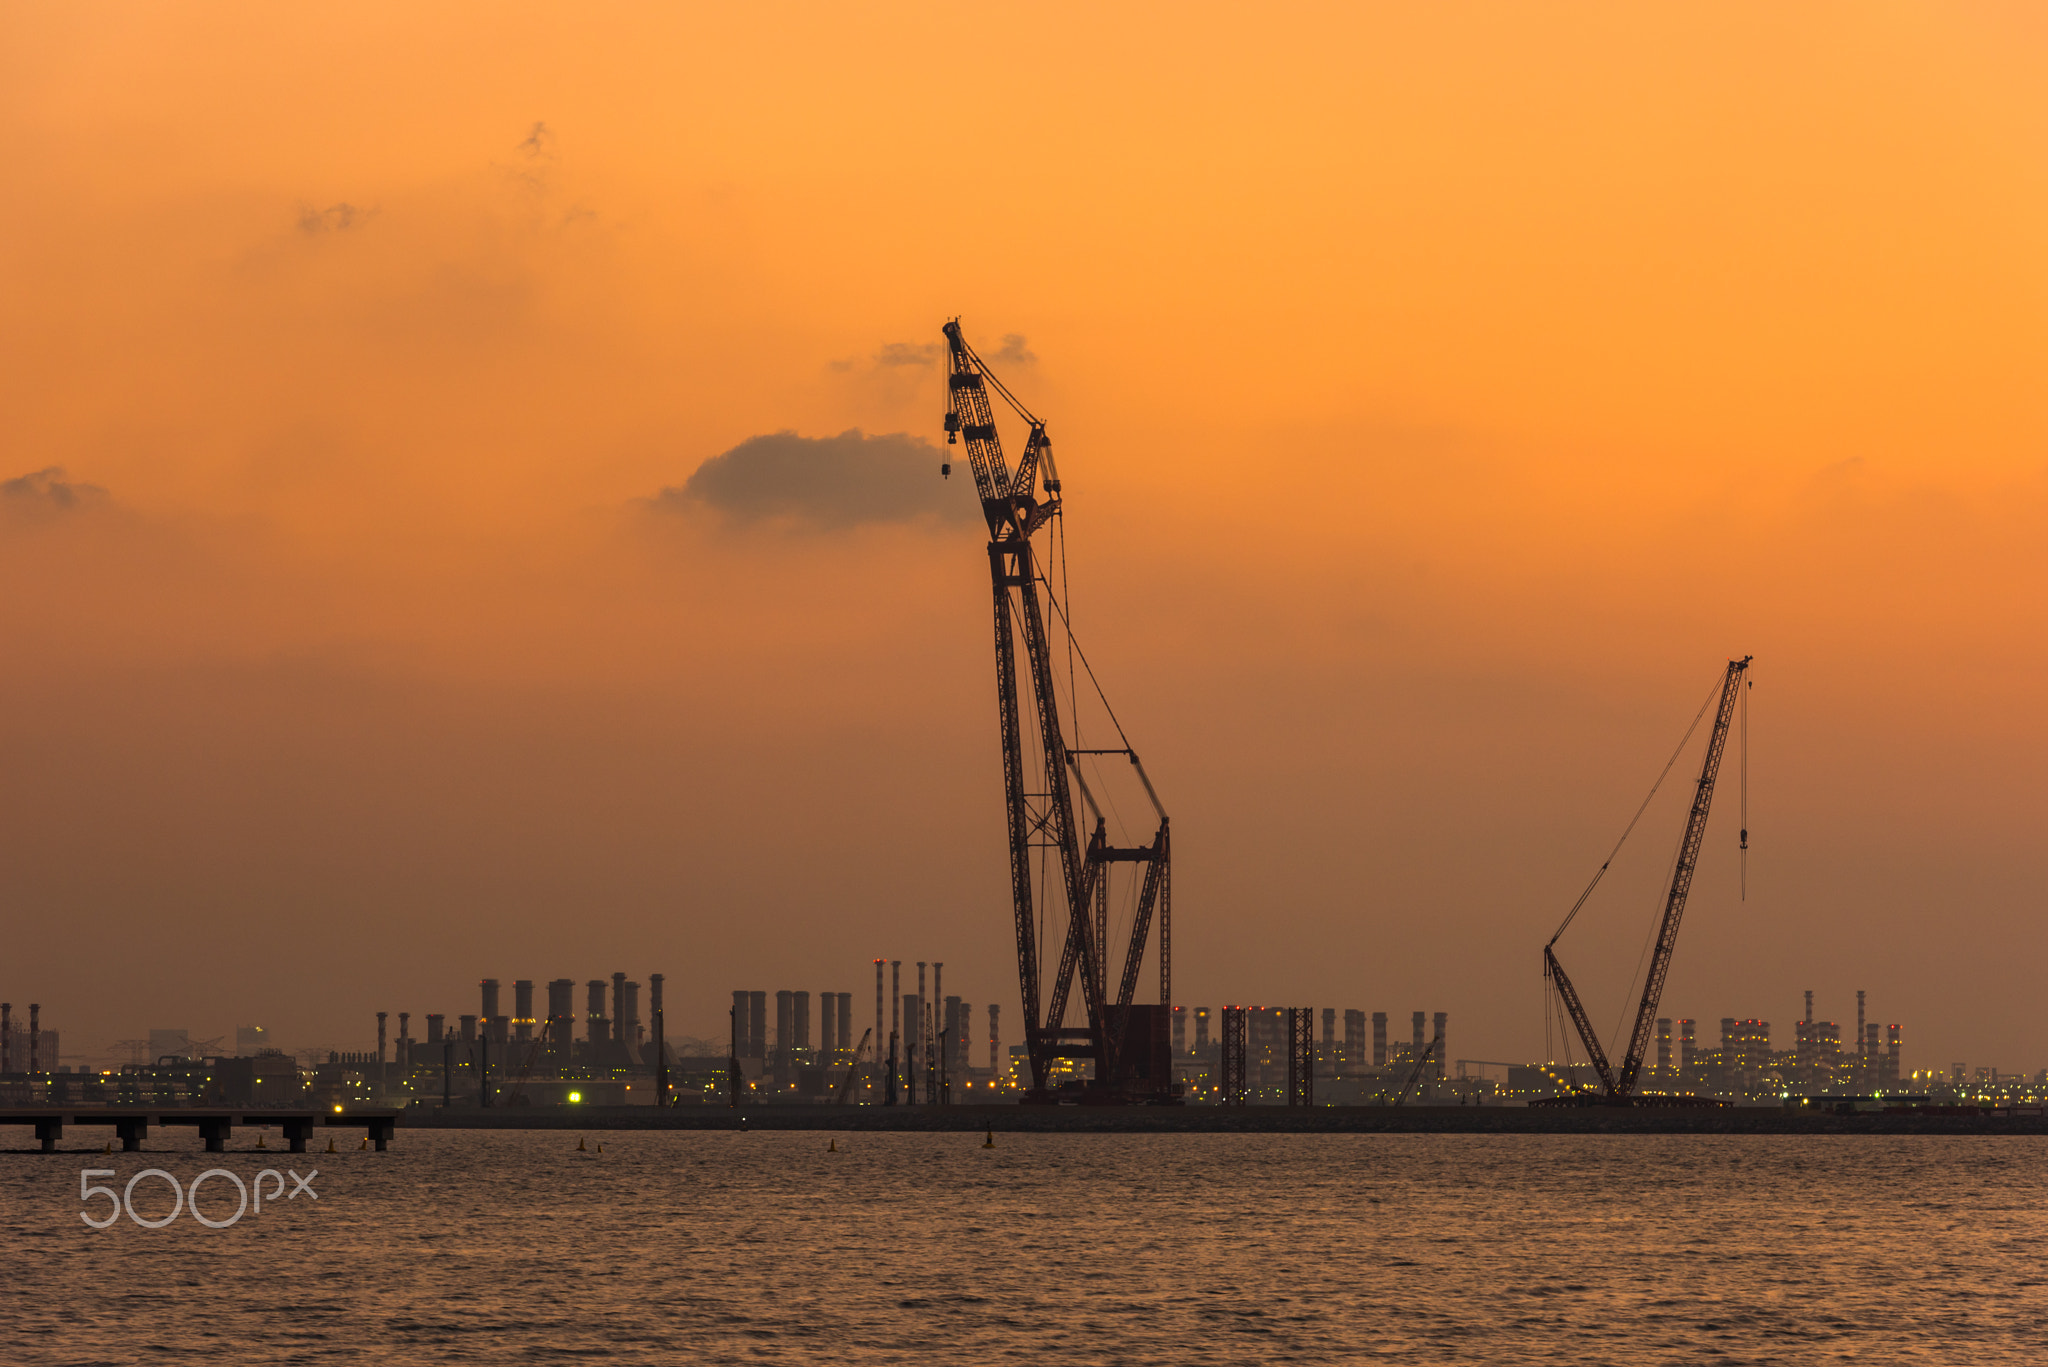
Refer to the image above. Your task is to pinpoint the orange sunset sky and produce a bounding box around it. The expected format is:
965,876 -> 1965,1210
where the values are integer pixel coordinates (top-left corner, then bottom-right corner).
2,5 -> 2043,1069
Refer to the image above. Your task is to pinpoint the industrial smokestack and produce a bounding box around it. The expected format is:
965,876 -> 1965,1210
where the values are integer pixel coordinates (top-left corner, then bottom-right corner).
1411,1011 -> 1425,1061
1805,989 -> 1813,1025
587,980 -> 610,1053
481,979 -> 501,1023
837,992 -> 852,1062
775,990 -> 794,1079
1679,1019 -> 1697,1070
732,991 -> 750,1058
1657,1018 -> 1672,1072
889,961 -> 901,1086
1372,1012 -> 1387,1068
460,1014 -> 477,1043
1887,1024 -> 1901,1085
794,991 -> 811,1054
748,991 -> 766,1062
1322,1008 -> 1335,1066
988,1002 -> 1000,1075
1857,990 -> 1867,1059
874,961 -> 885,1077
426,1013 -> 444,1045
548,980 -> 574,1057
398,1012 -> 411,1069
2,1002 -> 10,1075
1195,1007 -> 1211,1055
513,981 -> 534,1042
614,983 -> 638,1057
29,1003 -> 40,1075
1432,1012 -> 1446,1078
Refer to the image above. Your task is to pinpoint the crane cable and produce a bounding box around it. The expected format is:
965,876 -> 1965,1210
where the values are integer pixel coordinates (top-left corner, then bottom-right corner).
1740,679 -> 1750,900
1546,668 -> 1725,950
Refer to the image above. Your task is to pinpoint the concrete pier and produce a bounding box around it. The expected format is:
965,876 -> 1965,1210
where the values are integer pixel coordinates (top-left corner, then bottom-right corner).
0,1108 -> 401,1152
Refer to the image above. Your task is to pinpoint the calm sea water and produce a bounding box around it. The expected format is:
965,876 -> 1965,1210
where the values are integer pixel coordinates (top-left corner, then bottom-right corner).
4,1129 -> 2044,1364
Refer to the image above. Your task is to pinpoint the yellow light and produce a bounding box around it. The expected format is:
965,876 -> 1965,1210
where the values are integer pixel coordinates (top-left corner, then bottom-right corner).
568,1091 -> 582,1103
333,1104 -> 343,1112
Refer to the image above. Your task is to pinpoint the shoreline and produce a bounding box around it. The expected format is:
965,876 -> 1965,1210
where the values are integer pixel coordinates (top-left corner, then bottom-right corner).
402,1103 -> 2048,1136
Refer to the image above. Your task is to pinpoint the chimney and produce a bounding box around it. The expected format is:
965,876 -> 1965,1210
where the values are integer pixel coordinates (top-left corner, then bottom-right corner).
775,990 -> 794,1076
874,961 -> 886,1074
732,991 -> 750,1058
1886,1024 -> 1901,1084
426,1013 -> 444,1045
838,992 -> 852,1062
1857,990 -> 1867,1058
988,1002 -> 1000,1074
480,979 -> 501,1023
820,991 -> 838,1058
587,980 -> 609,1049
1657,1018 -> 1673,1072
29,1003 -> 40,1075
1372,1012 -> 1387,1068
547,980 -> 575,1056
513,981 -> 535,1042
748,992 -> 766,1062
1411,1011 -> 1425,1061
1432,1012 -> 1447,1078
1195,1007 -> 1211,1055
2,1002 -> 10,1075
460,1014 -> 477,1043
621,980 -> 642,1052
794,991 -> 810,1053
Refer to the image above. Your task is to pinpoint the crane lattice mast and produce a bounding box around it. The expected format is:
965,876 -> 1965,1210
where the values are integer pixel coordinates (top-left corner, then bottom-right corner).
942,320 -> 1175,1103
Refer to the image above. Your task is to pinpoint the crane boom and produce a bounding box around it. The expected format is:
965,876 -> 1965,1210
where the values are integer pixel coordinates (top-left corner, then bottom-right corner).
1615,655 -> 1751,1094
1543,946 -> 1616,1094
1547,656 -> 1751,1100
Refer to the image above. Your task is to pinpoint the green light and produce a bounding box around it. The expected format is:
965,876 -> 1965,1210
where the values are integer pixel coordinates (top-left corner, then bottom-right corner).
568,1091 -> 581,1103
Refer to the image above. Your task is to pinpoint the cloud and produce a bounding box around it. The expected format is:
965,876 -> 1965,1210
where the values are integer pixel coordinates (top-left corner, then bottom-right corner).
297,202 -> 367,234
1,467 -> 108,518
875,342 -> 941,368
518,122 -> 554,159
991,333 -> 1035,366
655,429 -> 972,529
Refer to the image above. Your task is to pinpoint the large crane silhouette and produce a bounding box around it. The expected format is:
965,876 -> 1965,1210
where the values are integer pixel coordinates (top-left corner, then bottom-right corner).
942,321 -> 1176,1104
1545,656 -> 1751,1103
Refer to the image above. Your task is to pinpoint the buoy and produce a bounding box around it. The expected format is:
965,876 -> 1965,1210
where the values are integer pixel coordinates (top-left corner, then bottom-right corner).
256,1134 -> 267,1150
359,1136 -> 369,1150
326,1137 -> 337,1153
578,1136 -> 587,1152
983,1124 -> 995,1149
828,1137 -> 837,1152
596,1142 -> 604,1154
102,1139 -> 112,1154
